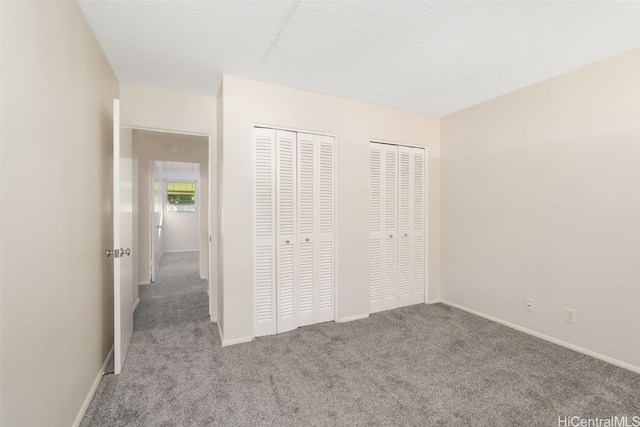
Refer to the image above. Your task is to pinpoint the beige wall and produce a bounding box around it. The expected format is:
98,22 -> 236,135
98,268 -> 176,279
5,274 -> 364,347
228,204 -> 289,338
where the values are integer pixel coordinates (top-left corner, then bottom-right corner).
441,49 -> 640,370
120,83 -> 217,135
134,131 -> 209,283
220,75 -> 440,343
0,2 -> 119,426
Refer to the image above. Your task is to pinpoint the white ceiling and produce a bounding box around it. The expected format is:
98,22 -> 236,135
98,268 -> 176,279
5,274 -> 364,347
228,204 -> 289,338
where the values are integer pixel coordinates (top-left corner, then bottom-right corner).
78,1 -> 640,117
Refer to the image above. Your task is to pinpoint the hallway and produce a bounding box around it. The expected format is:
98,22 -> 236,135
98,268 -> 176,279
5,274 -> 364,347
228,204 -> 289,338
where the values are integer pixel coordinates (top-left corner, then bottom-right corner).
82,251 -> 218,426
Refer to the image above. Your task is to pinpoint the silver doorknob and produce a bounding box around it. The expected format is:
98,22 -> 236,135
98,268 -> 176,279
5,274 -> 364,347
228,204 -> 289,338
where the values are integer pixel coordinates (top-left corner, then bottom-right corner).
125,248 -> 131,256
106,249 -> 113,257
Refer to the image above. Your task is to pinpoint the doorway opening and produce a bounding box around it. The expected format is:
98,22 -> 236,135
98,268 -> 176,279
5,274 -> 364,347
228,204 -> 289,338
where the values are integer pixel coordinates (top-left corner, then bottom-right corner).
133,129 -> 210,302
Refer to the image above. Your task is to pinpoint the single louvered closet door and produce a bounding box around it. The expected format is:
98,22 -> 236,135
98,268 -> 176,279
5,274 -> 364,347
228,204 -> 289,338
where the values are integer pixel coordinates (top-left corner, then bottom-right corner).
297,133 -> 335,327
397,146 -> 426,307
410,147 -> 425,305
276,130 -> 298,334
370,142 -> 399,313
253,127 -> 277,336
315,135 -> 335,324
397,146 -> 413,308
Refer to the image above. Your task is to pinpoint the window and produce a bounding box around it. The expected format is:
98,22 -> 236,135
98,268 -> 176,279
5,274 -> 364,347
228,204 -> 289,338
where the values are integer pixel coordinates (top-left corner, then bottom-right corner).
166,181 -> 196,212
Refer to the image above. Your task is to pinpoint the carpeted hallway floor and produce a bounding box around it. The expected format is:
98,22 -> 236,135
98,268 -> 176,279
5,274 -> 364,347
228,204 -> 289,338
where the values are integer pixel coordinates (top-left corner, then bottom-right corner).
82,251 -> 640,426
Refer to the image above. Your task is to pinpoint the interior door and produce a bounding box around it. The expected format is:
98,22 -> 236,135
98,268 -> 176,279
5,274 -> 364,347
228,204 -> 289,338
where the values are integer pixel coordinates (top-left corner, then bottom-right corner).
151,161 -> 163,281
112,99 -> 134,374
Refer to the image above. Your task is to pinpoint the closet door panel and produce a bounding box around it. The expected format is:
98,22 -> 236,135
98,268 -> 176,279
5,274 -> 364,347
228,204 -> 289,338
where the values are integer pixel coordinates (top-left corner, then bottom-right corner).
316,135 -> 335,323
369,144 -> 384,313
382,146 -> 398,311
276,130 -> 298,333
370,142 -> 398,313
297,133 -> 316,327
253,128 -> 276,337
411,148 -> 426,304
397,147 -> 412,308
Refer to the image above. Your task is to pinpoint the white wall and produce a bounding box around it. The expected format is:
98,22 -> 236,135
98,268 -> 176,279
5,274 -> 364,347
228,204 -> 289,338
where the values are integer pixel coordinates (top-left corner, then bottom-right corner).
135,131 -> 208,283
220,75 -> 440,343
215,83 -> 224,327
163,169 -> 201,252
0,2 -> 119,425
441,49 -> 640,371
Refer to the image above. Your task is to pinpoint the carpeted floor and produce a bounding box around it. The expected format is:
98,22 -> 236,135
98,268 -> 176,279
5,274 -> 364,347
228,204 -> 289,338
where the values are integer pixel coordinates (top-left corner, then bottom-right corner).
82,251 -> 640,426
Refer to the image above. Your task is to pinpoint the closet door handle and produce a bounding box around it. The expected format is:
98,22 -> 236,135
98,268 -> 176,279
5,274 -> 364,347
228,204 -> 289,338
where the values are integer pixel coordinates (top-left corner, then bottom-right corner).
404,233 -> 408,237
285,240 -> 290,244
305,238 -> 309,242
389,234 -> 393,238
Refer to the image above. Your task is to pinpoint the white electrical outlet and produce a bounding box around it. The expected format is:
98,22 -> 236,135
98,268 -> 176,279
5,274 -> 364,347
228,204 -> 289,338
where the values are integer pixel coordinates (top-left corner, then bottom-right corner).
525,298 -> 534,312
565,308 -> 576,324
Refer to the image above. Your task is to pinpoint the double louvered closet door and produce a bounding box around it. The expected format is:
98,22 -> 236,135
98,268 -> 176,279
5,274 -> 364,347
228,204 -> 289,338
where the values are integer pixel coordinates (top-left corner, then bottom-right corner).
254,127 -> 335,337
370,142 -> 425,313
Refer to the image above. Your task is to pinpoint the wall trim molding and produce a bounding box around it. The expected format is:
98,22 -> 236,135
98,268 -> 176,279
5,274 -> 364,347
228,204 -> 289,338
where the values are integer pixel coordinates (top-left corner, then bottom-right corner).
163,249 -> 199,253
217,321 -> 224,344
72,345 -> 113,427
138,281 -> 150,286
440,300 -> 640,375
337,313 -> 369,323
221,333 -> 253,347
427,298 -> 442,304
133,298 -> 140,312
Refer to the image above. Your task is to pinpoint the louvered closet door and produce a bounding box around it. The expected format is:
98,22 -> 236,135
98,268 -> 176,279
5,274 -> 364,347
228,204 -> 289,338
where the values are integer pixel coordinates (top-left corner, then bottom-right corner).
370,143 -> 399,313
297,133 -> 335,327
276,130 -> 298,334
410,147 -> 426,304
315,135 -> 335,323
297,133 -> 316,327
397,146 -> 426,307
397,147 -> 413,307
253,128 -> 277,337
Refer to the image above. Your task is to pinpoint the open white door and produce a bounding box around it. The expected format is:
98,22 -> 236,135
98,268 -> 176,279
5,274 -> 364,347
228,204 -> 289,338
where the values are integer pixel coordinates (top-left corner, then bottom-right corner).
112,99 -> 134,374
150,161 -> 163,281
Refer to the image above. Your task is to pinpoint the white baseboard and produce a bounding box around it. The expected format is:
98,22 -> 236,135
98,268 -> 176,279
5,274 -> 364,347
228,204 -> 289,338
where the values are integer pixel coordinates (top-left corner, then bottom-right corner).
440,300 -> 640,375
337,313 -> 369,323
217,321 -> 224,342
138,281 -> 150,286
72,345 -> 113,427
133,298 -> 140,312
427,298 -> 442,304
163,249 -> 199,253
221,334 -> 253,347
217,323 -> 252,347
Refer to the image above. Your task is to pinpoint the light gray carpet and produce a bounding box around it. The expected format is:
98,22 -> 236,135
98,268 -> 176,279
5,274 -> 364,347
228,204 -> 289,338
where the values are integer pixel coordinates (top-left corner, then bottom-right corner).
82,251 -> 640,426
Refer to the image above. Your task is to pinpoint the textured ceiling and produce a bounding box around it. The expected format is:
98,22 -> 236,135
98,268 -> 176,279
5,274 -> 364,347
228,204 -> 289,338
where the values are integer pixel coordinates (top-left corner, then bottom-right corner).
78,1 -> 640,117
